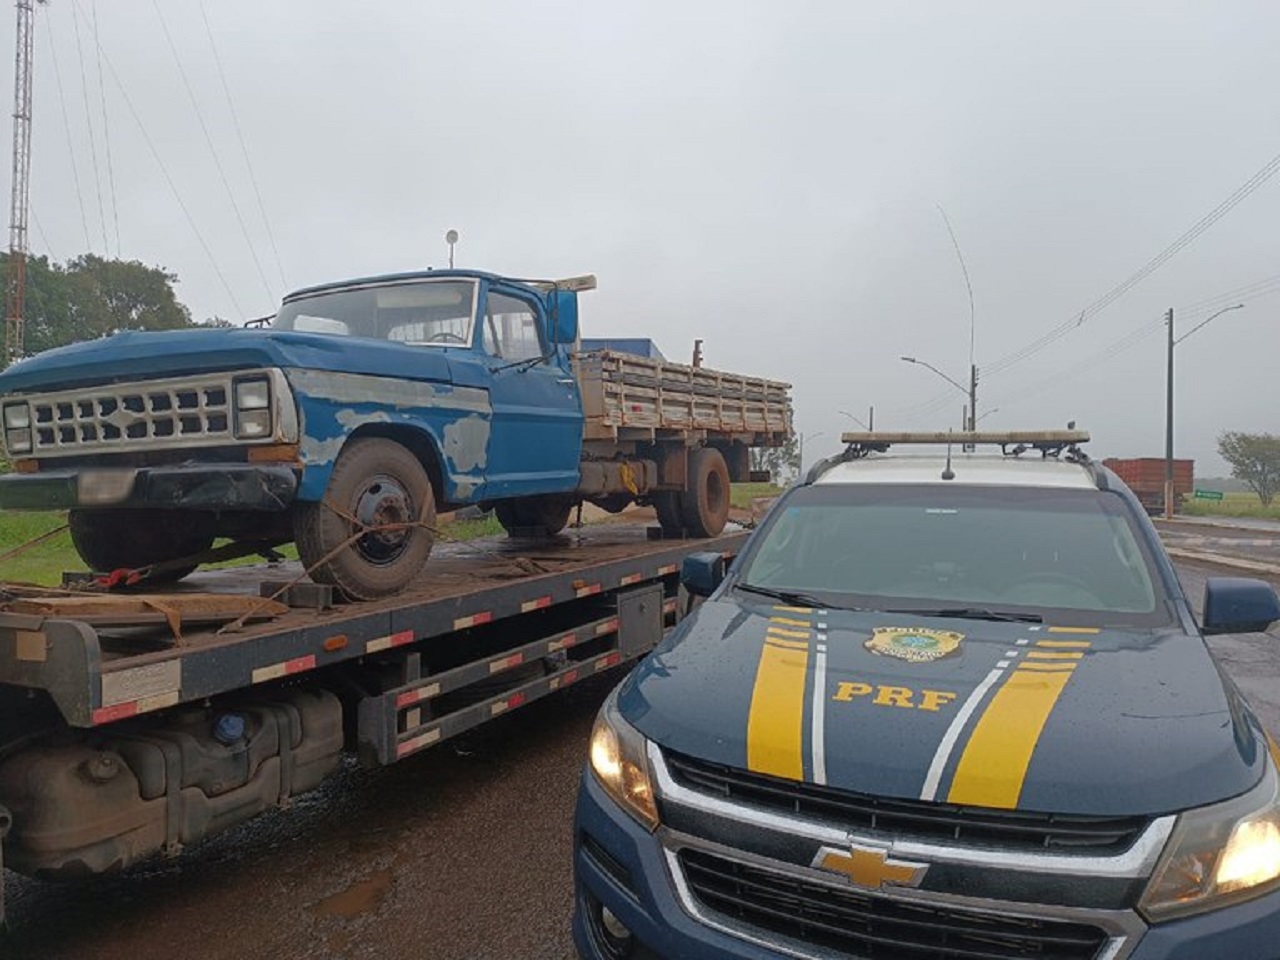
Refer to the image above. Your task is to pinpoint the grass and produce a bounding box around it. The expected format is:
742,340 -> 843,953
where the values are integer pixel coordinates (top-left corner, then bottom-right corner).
1180,491 -> 1280,520
730,482 -> 782,509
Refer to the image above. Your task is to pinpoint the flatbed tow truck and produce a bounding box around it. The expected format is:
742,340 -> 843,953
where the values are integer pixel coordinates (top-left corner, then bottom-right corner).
0,520 -> 748,922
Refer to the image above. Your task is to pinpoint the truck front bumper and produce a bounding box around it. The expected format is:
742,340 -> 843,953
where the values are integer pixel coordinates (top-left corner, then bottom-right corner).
0,463 -> 298,511
573,769 -> 1280,960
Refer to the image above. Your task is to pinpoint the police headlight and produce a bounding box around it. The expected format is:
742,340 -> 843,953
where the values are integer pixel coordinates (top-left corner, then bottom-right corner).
589,690 -> 659,831
3,401 -> 32,454
1141,761 -> 1280,921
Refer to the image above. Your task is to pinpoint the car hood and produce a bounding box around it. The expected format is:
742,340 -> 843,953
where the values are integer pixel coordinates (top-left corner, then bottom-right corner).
0,328 -> 453,393
619,595 -> 1267,816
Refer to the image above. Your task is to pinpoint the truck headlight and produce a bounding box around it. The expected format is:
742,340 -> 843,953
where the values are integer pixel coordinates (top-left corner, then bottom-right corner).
1141,763 -> 1280,921
589,690 -> 659,830
234,377 -> 271,410
233,377 -> 272,439
3,402 -> 32,454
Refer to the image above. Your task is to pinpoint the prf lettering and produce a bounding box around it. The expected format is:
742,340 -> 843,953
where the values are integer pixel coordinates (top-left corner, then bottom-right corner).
832,681 -> 957,712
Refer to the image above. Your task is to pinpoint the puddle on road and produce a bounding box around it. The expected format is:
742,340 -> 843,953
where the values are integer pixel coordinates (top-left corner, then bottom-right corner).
310,868 -> 394,921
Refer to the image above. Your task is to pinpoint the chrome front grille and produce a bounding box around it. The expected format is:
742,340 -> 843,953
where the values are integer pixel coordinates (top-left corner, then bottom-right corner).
678,849 -> 1109,960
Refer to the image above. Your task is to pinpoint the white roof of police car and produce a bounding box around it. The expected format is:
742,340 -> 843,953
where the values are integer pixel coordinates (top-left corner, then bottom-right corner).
812,454 -> 1096,489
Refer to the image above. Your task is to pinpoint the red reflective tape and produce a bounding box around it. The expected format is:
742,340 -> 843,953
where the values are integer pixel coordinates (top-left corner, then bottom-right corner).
657,564 -> 679,576
287,655 -> 316,674
575,583 -> 602,598
396,690 -> 419,709
521,595 -> 553,613
596,652 -> 623,672
549,632 -> 577,652
508,692 -> 527,709
620,572 -> 643,585
595,618 -> 620,636
92,701 -> 140,725
453,611 -> 495,630
563,669 -> 579,685
490,653 -> 524,674
252,654 -> 317,684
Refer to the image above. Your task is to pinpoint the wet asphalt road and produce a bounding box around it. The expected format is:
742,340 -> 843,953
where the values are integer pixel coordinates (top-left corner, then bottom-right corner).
3,553 -> 1280,960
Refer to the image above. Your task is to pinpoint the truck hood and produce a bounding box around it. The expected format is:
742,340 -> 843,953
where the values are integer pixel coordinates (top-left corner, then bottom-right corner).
619,595 -> 1267,816
0,328 -> 453,394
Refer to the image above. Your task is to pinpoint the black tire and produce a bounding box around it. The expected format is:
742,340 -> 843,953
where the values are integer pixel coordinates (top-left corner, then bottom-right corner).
681,447 -> 731,537
495,496 -> 574,538
293,437 -> 436,600
651,491 -> 685,537
68,508 -> 215,583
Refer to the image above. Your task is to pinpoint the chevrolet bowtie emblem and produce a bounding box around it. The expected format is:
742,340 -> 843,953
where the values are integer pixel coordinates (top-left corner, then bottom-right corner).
812,843 -> 928,890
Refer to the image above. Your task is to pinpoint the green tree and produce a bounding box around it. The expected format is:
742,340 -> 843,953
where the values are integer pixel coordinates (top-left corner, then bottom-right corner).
1217,431 -> 1280,507
1,252 -> 194,363
750,432 -> 801,483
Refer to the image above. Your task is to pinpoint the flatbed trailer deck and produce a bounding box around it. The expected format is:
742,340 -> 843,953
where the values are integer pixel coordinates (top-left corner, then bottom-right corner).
0,522 -> 748,920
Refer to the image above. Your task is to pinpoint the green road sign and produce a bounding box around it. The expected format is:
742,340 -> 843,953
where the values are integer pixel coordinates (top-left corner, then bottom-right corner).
1193,489 -> 1225,501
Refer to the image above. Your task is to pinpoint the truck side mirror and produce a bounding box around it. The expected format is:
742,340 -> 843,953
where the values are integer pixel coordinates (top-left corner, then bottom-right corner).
1202,577 -> 1280,635
550,291 -> 579,344
681,552 -> 725,597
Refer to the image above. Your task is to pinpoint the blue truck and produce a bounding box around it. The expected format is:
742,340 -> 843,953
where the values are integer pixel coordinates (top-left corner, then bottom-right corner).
0,269 -> 792,599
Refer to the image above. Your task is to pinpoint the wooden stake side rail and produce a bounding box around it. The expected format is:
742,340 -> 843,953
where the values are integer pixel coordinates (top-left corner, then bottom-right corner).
0,527 -> 748,730
576,350 -> 792,442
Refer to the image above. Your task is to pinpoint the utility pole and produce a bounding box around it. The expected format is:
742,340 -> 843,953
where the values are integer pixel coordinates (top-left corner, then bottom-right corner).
968,365 -> 978,432
1164,308 -> 1175,520
4,0 -> 37,367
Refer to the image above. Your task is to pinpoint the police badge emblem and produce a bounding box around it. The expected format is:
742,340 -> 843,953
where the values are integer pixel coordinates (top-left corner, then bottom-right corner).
865,627 -> 964,663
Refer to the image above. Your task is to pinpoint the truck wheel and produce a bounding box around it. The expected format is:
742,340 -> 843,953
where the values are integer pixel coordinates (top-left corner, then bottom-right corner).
294,438 -> 436,600
681,448 -> 730,537
68,508 -> 215,582
495,496 -> 573,538
651,491 -> 686,537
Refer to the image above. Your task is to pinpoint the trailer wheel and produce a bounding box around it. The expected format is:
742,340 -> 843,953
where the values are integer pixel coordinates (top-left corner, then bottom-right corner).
651,491 -> 686,537
681,447 -> 730,537
495,496 -> 574,538
294,438 -> 436,600
68,508 -> 215,582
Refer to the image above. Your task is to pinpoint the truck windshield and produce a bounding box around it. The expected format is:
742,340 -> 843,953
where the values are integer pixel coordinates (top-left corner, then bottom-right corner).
736,484 -> 1173,627
273,279 -> 477,345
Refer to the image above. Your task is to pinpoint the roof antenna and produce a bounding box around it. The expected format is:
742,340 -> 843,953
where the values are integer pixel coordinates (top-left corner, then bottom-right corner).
941,431 -> 955,481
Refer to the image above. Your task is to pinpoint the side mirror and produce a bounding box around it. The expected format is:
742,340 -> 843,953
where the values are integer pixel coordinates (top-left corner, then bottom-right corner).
681,552 -> 726,598
550,291 -> 579,344
1202,577 -> 1280,635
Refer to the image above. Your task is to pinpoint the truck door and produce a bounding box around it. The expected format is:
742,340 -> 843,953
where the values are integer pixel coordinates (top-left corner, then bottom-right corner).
473,287 -> 583,500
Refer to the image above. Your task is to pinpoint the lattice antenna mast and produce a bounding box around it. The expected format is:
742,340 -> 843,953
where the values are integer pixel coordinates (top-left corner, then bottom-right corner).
5,0 -> 39,367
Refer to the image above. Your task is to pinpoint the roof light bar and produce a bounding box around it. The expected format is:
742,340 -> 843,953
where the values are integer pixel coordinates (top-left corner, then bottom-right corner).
839,430 -> 1090,446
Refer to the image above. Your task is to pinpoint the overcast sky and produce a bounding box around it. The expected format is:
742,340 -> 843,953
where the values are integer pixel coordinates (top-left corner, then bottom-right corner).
11,1 -> 1280,473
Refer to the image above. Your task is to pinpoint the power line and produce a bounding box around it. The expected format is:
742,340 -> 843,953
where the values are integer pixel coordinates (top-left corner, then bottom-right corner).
70,2 -> 245,318
30,207 -> 57,261
69,0 -> 108,252
984,147 -> 1280,378
90,1 -> 120,255
199,0 -> 289,292
153,0 -> 273,302
43,12 -> 92,251
936,205 -> 975,369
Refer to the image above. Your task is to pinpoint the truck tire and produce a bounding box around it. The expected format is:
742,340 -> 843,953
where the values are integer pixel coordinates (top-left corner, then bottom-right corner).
68,508 -> 215,583
495,496 -> 573,538
294,438 -> 436,600
651,491 -> 686,537
681,448 -> 730,537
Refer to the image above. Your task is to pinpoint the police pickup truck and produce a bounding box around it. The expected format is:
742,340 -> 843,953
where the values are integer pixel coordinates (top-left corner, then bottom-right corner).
574,430 -> 1280,960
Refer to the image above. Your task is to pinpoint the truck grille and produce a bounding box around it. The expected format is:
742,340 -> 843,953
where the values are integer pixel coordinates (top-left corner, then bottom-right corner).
665,752 -> 1148,854
680,849 -> 1108,960
23,374 -> 236,456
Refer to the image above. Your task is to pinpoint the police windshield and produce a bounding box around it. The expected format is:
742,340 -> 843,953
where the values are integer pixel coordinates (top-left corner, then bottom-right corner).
735,484 -> 1175,628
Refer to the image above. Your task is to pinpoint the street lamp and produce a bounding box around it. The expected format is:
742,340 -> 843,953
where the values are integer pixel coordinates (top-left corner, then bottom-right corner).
839,408 -> 874,430
975,407 -> 999,425
900,355 -> 978,441
798,431 -> 824,478
1164,303 -> 1245,519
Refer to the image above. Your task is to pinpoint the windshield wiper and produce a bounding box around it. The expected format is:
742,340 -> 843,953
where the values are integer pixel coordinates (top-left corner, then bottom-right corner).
887,607 -> 1043,623
735,583 -> 830,609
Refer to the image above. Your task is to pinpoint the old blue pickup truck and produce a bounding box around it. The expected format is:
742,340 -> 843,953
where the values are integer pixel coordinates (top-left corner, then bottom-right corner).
0,269 -> 792,598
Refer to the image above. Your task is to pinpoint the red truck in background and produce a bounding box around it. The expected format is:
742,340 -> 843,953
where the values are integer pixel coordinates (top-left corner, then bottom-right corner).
1104,457 -> 1193,515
